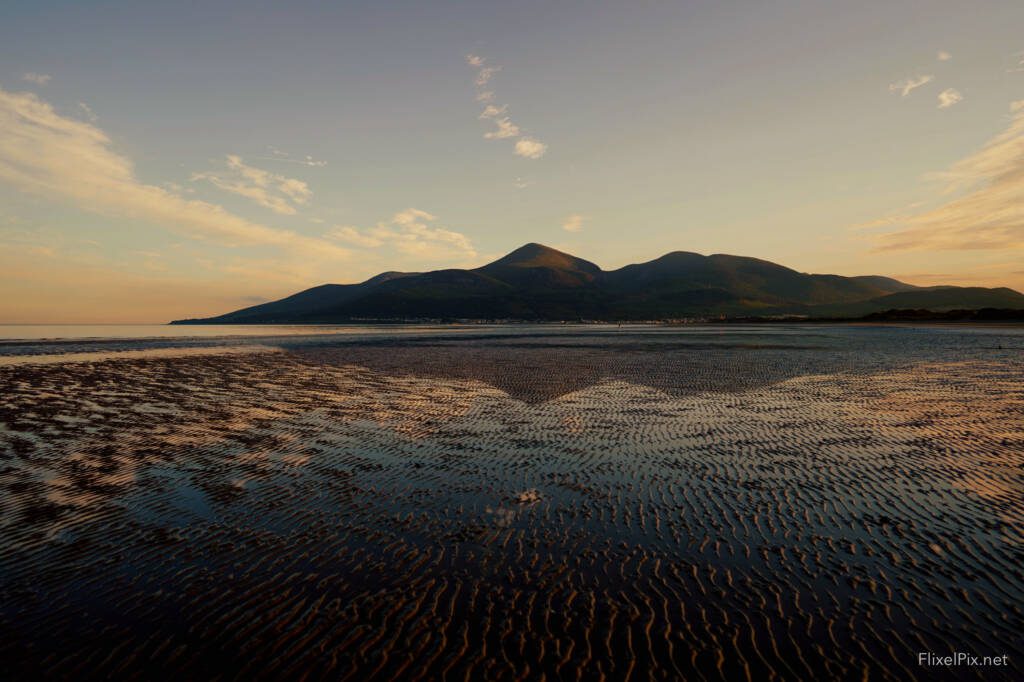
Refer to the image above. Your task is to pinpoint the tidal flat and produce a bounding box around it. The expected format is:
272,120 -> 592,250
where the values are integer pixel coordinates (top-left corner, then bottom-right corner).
0,325 -> 1021,680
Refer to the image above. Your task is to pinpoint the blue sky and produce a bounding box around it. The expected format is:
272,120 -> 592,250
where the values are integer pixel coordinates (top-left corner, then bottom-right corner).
2,0 -> 1023,321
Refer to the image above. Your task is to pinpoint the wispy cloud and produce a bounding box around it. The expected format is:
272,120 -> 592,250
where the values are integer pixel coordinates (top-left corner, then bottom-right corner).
327,225 -> 383,248
465,53 -> 547,160
873,100 -> 1024,251
562,214 -> 584,233
21,72 -> 51,86
0,86 -> 347,260
484,117 -> 520,139
479,104 -> 507,119
849,201 -> 923,231
474,66 -> 501,87
327,209 -> 477,260
889,74 -> 934,97
77,102 -> 98,122
937,88 -> 963,109
253,145 -> 328,167
937,51 -> 952,62
1008,51 -> 1024,73
192,155 -> 312,215
515,137 -> 547,159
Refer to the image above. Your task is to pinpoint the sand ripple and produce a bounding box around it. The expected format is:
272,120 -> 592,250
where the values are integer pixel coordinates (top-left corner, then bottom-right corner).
0,327 -> 1022,680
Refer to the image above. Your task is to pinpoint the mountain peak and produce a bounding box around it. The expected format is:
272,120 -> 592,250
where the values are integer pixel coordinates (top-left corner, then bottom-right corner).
492,242 -> 563,263
480,243 -> 601,274
171,245 -> 1024,324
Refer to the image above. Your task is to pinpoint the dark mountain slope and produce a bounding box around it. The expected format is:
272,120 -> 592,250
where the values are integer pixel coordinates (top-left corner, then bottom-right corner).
848,275 -> 919,293
804,286 -> 1024,318
605,252 -> 908,303
477,243 -> 603,289
172,271 -> 419,324
171,244 -> 1024,323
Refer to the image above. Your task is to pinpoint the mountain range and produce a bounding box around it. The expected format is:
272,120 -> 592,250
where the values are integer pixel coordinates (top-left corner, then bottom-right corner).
171,243 -> 1024,323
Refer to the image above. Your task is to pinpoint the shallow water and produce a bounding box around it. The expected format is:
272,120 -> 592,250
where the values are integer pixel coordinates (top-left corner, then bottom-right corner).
1,326 -> 1022,680
0,323 -> 429,341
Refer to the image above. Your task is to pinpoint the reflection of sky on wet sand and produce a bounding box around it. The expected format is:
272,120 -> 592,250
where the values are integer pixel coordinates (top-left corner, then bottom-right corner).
0,344 -> 284,366
0,328 -> 1022,679
4,350 -> 1020,547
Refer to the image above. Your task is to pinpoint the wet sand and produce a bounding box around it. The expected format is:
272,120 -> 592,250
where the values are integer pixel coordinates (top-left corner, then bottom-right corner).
1,326 -> 1022,680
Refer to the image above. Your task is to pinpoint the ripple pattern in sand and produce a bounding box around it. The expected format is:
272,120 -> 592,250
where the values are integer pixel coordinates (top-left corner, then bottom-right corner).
1,332 -> 1022,681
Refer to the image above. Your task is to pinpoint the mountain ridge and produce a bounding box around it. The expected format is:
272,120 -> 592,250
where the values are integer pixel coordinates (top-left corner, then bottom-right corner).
171,243 -> 1024,323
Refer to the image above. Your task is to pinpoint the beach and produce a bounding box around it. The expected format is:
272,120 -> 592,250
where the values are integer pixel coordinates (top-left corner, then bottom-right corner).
1,325 -> 1021,680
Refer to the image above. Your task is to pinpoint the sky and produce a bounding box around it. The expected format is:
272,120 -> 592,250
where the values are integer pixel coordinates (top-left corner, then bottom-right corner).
2,0 -> 1023,323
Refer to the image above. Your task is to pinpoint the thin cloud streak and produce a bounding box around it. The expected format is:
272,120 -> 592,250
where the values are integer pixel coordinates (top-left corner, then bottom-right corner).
889,74 -> 933,97
328,208 -> 477,261
192,155 -> 313,215
249,146 -> 328,166
0,86 -> 348,260
874,100 -> 1024,252
21,72 -> 51,85
77,102 -> 98,122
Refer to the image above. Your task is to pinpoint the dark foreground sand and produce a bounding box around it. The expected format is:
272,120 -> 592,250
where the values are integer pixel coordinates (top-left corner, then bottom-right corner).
0,327 -> 1021,680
